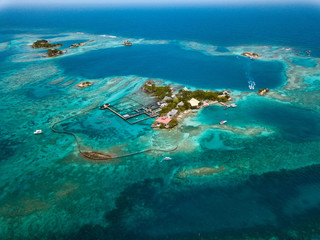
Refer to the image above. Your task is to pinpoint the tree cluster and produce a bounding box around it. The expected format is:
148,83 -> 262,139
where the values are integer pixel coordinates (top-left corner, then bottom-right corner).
32,40 -> 63,49
143,83 -> 172,99
47,49 -> 63,57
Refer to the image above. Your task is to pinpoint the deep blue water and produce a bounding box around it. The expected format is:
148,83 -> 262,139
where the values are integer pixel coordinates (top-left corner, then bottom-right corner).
59,44 -> 284,90
1,6 -> 320,53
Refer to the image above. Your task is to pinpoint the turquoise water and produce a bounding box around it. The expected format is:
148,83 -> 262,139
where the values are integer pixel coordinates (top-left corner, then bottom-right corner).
1,6 -> 320,240
291,58 -> 317,68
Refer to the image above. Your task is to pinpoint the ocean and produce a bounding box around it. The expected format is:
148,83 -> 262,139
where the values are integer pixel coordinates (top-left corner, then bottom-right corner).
0,5 -> 320,240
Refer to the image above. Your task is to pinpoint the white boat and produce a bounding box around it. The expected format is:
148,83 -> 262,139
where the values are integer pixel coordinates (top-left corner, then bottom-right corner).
219,120 -> 227,125
230,103 -> 237,108
34,130 -> 42,135
162,157 -> 172,161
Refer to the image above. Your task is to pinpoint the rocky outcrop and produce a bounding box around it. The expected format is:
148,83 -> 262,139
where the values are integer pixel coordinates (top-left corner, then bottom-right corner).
241,52 -> 261,59
77,81 -> 93,88
258,88 -> 269,96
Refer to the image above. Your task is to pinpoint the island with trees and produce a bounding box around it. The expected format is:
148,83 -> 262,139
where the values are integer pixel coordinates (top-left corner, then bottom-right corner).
32,39 -> 95,58
46,48 -> 65,57
142,80 -> 232,129
32,40 -> 63,49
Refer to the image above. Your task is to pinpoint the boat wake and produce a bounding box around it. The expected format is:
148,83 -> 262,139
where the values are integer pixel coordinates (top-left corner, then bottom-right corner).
100,34 -> 117,38
248,80 -> 256,90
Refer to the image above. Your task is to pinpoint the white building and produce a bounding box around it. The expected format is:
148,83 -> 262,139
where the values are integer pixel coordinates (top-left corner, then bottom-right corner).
163,96 -> 172,102
188,98 -> 200,108
177,101 -> 184,107
167,109 -> 178,118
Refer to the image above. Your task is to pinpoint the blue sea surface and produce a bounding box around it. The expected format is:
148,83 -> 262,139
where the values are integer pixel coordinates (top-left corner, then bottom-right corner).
60,44 -> 285,90
0,5 -> 320,240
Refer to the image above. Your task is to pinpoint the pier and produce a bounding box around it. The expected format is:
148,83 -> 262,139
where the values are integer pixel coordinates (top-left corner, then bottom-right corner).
99,102 -> 160,124
51,106 -> 177,161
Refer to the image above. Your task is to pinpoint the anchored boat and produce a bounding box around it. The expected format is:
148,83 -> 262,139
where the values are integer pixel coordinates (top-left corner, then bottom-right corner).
162,157 -> 172,161
219,120 -> 227,125
34,130 -> 42,135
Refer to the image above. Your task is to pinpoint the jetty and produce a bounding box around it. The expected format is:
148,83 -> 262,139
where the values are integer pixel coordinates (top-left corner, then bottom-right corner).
99,102 -> 160,124
223,103 -> 237,110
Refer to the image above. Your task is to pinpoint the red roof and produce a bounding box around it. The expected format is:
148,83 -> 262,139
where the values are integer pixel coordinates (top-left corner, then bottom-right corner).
156,117 -> 172,124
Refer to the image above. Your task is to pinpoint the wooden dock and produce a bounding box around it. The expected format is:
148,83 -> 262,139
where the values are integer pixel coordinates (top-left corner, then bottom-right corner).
99,102 -> 160,125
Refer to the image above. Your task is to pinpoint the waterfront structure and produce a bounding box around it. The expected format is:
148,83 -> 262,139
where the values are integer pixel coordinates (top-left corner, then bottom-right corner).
189,98 -> 200,108
155,117 -> 172,127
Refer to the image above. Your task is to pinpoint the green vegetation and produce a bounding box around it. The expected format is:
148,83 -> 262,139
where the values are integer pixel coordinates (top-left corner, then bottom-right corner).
143,81 -> 172,99
144,80 -> 231,129
143,80 -> 228,103
47,48 -> 64,57
32,40 -> 62,49
178,89 -> 229,102
144,80 -> 230,115
168,118 -> 178,128
159,102 -> 179,115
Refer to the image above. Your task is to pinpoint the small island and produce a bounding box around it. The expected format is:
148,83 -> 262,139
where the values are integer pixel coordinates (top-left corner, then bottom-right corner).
241,52 -> 261,59
77,81 -> 94,88
32,39 -> 63,49
258,88 -> 269,96
123,41 -> 132,46
45,48 -> 66,57
142,80 -> 231,129
70,40 -> 94,49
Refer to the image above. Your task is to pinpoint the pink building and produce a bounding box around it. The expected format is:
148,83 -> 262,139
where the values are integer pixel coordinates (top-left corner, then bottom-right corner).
155,117 -> 172,127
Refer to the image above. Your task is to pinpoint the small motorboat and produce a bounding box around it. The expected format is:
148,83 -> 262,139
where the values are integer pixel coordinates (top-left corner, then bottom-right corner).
34,130 -> 42,135
219,120 -> 227,125
162,157 -> 172,161
203,103 -> 209,107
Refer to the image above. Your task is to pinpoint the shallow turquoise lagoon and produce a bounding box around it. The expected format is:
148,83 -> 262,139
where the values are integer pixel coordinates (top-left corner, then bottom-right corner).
1,6 -> 320,240
197,96 -> 320,142
291,57 -> 317,68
